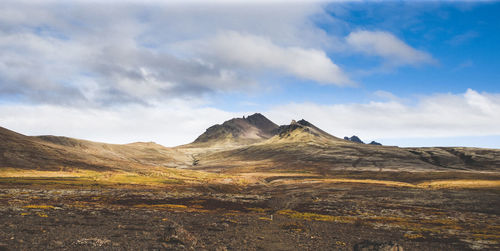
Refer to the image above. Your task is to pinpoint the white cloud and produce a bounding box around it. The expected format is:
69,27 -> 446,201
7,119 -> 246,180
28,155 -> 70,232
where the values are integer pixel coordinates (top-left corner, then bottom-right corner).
194,31 -> 353,86
3,89 -> 498,148
0,1 -> 347,106
266,89 -> 500,144
346,30 -> 435,67
0,100 -> 239,147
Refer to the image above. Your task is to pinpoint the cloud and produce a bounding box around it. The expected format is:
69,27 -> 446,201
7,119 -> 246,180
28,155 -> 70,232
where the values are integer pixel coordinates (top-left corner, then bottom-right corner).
0,100 -> 238,147
3,89 -> 499,148
266,89 -> 500,144
0,2 -> 345,106
192,31 -> 353,86
345,30 -> 435,67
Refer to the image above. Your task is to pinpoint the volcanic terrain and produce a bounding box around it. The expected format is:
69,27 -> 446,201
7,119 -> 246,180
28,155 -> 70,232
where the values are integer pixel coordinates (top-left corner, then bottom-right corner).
1,113 -> 499,250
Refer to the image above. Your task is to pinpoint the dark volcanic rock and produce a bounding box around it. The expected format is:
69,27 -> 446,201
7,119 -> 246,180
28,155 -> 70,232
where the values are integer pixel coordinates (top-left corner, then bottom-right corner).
369,141 -> 382,146
344,135 -> 365,144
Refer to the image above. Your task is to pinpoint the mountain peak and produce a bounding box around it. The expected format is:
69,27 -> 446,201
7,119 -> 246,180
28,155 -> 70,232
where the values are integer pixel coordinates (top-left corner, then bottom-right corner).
193,113 -> 278,145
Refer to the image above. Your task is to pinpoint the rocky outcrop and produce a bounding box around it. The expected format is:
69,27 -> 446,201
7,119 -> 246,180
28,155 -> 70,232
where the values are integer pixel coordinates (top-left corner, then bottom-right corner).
344,136 -> 382,146
344,135 -> 365,144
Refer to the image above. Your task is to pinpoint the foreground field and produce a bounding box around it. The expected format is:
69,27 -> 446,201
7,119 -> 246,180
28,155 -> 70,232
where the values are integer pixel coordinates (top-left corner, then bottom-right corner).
0,169 -> 499,250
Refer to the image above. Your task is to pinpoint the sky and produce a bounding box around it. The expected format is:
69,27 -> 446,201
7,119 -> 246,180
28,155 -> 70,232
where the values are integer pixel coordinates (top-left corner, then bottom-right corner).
0,0 -> 499,148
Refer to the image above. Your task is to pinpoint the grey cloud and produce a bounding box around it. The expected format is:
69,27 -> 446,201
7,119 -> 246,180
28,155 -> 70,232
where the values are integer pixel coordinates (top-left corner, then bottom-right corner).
0,2 -> 334,107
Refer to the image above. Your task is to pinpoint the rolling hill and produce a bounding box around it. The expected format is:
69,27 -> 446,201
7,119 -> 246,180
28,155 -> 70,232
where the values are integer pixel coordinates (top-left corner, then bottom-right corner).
1,113 -> 500,174
0,126 -> 188,171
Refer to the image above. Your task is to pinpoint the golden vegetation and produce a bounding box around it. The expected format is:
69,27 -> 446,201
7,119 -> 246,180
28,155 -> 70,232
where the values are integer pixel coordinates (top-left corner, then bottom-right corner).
36,212 -> 48,218
133,204 -> 188,209
23,205 -> 55,209
404,233 -> 424,239
418,179 -> 500,189
0,167 -> 233,188
2,167 -> 499,191
277,209 -> 356,223
246,207 -> 268,213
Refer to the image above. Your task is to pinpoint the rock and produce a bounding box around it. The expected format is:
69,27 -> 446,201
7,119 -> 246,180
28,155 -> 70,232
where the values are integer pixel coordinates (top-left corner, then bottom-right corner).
53,240 -> 64,247
208,222 -> 228,231
354,241 -> 403,251
162,222 -> 199,249
369,141 -> 382,146
74,238 -> 111,247
345,135 -> 365,144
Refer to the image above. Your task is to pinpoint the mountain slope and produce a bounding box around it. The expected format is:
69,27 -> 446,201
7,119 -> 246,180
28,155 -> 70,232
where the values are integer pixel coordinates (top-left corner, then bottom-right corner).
192,113 -> 279,146
268,119 -> 342,143
2,113 -> 500,174
0,126 -> 189,171
195,119 -> 500,172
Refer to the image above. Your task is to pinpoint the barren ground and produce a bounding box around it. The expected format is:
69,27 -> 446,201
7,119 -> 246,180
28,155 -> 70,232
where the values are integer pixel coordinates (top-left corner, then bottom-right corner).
0,170 -> 499,250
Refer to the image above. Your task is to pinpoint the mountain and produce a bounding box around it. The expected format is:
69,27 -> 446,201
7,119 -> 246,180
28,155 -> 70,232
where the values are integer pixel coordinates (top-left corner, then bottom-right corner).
0,126 -> 188,171
194,118 -> 500,172
192,113 -> 278,145
2,113 -> 500,173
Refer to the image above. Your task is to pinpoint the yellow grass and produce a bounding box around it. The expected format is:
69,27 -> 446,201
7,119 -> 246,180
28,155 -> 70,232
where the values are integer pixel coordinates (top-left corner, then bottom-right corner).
277,209 -> 355,223
321,178 -> 415,187
1,167 -> 499,190
133,204 -> 188,209
36,212 -> 48,217
404,233 -> 424,239
0,167 -> 230,187
23,205 -> 55,209
246,207 -> 268,213
274,177 -> 500,189
417,180 -> 500,189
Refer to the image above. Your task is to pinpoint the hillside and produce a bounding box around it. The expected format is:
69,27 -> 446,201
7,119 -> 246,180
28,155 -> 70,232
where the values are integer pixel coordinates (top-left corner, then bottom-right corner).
2,114 -> 500,173
192,117 -> 500,173
0,126 -> 189,171
191,113 -> 278,146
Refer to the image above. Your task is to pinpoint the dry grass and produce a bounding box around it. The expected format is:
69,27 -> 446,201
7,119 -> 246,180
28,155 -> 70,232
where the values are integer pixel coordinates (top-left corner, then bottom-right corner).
1,167 -> 499,191
417,179 -> 500,189
269,177 -> 500,190
0,167 -> 234,187
133,204 -> 188,209
23,205 -> 55,209
277,209 -> 356,223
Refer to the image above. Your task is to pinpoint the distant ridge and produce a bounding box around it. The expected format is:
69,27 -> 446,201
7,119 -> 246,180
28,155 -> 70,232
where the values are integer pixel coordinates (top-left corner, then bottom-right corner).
344,135 -> 382,146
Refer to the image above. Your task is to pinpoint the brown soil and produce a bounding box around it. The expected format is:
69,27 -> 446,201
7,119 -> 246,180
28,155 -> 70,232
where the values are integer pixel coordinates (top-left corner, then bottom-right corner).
1,182 -> 498,250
